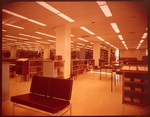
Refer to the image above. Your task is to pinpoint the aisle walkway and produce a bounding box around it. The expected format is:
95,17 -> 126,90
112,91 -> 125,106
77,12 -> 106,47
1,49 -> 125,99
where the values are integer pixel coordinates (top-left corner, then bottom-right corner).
2,70 -> 149,116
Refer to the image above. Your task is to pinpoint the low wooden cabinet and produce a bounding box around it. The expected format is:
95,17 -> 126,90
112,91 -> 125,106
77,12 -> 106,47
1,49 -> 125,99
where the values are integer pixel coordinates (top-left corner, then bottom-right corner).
122,71 -> 148,106
16,59 -> 28,75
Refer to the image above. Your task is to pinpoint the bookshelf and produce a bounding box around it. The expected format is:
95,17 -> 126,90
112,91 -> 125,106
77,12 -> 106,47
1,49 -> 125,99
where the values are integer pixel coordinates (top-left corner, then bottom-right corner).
122,71 -> 148,106
71,59 -> 94,78
142,56 -> 148,65
100,49 -> 108,65
43,60 -> 64,78
28,59 -> 43,79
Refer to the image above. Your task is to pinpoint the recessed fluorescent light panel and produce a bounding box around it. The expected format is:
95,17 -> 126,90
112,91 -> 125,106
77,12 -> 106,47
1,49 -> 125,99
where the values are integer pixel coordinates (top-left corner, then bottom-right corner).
96,1 -> 107,6
96,36 -> 104,41
2,29 -> 7,32
121,41 -> 125,44
48,40 -> 56,42
90,42 -> 94,44
97,1 -> 112,17
36,2 -> 60,14
78,38 -> 88,42
118,35 -> 123,40
100,5 -> 112,17
2,38 -> 17,41
111,23 -> 120,33
5,35 -> 29,40
105,41 -> 110,45
35,31 -> 56,38
77,43 -> 85,46
2,9 -> 46,26
3,23 -> 24,29
19,33 -> 41,39
36,2 -> 75,22
142,33 -> 147,38
58,13 -> 75,22
140,40 -> 144,43
36,40 -> 50,44
80,27 -> 95,35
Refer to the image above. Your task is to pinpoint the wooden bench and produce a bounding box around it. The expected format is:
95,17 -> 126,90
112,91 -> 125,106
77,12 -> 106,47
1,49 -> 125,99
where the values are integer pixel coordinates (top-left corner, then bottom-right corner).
11,75 -> 73,116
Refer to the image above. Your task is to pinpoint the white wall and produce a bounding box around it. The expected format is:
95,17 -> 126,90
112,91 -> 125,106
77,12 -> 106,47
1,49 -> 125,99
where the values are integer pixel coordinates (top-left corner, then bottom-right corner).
120,49 -> 146,60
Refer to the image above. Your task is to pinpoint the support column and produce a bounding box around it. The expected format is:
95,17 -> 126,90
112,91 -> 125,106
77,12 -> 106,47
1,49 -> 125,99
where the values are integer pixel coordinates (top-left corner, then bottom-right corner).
56,24 -> 71,79
93,42 -> 100,68
44,44 -> 50,59
11,46 -> 16,58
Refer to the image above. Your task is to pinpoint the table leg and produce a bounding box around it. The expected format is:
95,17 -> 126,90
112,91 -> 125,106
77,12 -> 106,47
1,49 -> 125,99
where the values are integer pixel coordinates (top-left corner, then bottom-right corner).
111,71 -> 113,92
100,68 -> 101,80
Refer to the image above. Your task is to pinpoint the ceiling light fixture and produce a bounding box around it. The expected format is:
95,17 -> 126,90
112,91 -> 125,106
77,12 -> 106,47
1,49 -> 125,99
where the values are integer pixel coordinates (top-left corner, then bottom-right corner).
105,41 -> 110,45
77,43 -> 85,46
48,40 -> 56,42
35,31 -> 56,38
2,37 -> 17,41
118,35 -> 123,40
36,2 -> 60,14
80,27 -> 95,35
36,2 -> 75,22
96,36 -> 104,41
110,23 -> 120,33
90,42 -> 94,44
71,34 -> 74,37
78,37 -> 88,42
5,35 -> 29,40
58,13 -> 75,22
71,41 -> 74,43
121,41 -> 125,44
142,33 -> 147,38
140,40 -> 144,43
36,40 -> 50,44
97,1 -> 112,17
2,9 -> 46,26
2,9 -> 28,20
4,23 -> 24,29
2,29 -> 7,32
96,1 -> 107,6
100,5 -> 112,17
19,33 -> 41,39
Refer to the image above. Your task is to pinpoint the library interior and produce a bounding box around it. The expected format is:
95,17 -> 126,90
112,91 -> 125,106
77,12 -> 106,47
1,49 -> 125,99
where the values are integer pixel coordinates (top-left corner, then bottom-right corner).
2,1 -> 149,116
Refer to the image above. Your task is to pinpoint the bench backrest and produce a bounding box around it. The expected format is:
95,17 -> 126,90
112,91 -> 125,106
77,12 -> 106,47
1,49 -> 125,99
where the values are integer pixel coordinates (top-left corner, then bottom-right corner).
30,75 -> 73,100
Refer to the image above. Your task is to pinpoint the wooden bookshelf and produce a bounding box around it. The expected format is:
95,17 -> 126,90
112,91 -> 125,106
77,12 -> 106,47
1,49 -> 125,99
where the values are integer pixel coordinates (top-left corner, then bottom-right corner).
122,71 -> 148,106
100,49 -> 108,65
142,56 -> 148,65
85,49 -> 93,59
71,59 -> 94,78
28,59 -> 43,78
16,50 -> 43,59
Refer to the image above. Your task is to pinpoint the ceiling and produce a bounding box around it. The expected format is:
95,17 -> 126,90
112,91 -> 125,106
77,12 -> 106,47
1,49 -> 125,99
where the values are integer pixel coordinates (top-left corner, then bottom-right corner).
2,1 -> 148,51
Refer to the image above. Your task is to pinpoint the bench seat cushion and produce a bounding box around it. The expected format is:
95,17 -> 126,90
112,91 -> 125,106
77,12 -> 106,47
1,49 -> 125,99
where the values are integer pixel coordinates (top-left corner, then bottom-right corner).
11,93 -> 70,114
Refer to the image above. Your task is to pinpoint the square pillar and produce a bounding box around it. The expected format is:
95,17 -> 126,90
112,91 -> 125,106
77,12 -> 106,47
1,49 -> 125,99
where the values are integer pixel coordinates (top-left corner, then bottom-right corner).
56,24 -> 71,79
11,46 -> 16,58
93,42 -> 100,68
44,44 -> 50,59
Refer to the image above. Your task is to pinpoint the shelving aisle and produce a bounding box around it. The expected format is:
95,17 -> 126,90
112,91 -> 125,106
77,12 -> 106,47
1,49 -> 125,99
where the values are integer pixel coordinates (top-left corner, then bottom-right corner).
2,70 -> 149,116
